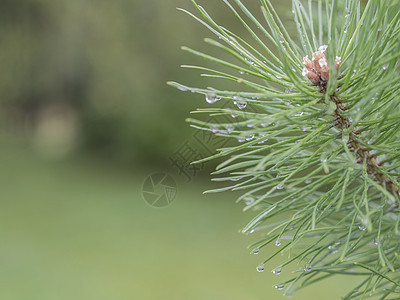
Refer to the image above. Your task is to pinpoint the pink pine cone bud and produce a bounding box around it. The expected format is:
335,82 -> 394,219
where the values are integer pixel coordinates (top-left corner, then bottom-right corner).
302,45 -> 341,86
303,56 -> 314,71
302,68 -> 320,86
313,50 -> 329,82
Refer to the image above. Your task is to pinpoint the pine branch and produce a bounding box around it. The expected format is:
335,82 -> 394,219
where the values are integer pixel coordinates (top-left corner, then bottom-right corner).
303,46 -> 400,203
331,94 -> 400,203
170,0 -> 400,298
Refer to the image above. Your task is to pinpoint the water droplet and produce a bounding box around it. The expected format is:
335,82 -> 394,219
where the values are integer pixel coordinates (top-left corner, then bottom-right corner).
231,113 -> 238,118
318,45 -> 328,52
258,133 -> 268,144
261,119 -> 271,127
358,225 -> 366,231
280,39 -> 284,44
252,248 -> 259,255
249,229 -> 255,234
234,99 -> 247,109
374,238 -> 379,245
276,185 -> 284,190
382,65 -> 388,71
245,134 -> 254,141
302,67 -> 309,76
272,267 -> 282,275
295,112 -> 304,117
318,58 -> 328,68
257,264 -> 265,272
205,92 -> 221,104
239,70 -> 245,75
238,137 -> 245,143
304,265 -> 312,272
177,86 -> 188,92
305,179 -> 312,184
353,69 -> 357,73
210,125 -> 219,133
247,123 -> 254,128
275,284 -> 284,290
244,197 -> 255,206
225,124 -> 234,133
275,240 -> 282,246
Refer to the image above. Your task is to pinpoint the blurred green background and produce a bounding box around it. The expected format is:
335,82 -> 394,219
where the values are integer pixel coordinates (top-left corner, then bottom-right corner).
0,0 -> 360,299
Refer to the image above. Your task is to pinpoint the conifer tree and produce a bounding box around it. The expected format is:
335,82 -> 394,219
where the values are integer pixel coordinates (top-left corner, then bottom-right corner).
169,0 -> 400,298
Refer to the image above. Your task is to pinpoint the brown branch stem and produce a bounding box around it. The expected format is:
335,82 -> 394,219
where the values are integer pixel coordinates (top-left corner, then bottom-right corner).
330,94 -> 399,203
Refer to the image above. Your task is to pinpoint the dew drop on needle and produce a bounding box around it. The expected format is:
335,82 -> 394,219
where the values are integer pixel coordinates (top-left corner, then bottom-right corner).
257,264 -> 265,272
272,267 -> 281,275
206,92 -> 221,104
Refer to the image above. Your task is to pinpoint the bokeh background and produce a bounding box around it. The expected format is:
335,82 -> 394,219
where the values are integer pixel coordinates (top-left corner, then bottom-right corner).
0,0 -> 360,299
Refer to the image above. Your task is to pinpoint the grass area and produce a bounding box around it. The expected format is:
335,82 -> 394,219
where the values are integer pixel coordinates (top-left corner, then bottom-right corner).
0,139 -> 361,299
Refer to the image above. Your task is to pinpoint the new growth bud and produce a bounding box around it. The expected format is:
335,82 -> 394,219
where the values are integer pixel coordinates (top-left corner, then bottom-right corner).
302,45 -> 341,87
303,55 -> 313,70
302,67 -> 320,85
312,50 -> 329,82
